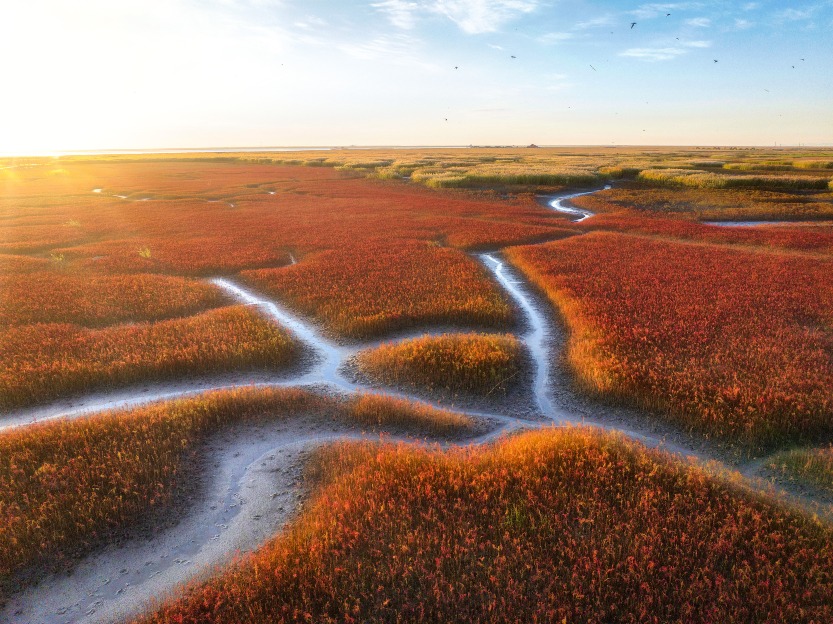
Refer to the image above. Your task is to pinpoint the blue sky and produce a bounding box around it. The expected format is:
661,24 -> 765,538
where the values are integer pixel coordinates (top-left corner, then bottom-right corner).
1,0 -> 831,153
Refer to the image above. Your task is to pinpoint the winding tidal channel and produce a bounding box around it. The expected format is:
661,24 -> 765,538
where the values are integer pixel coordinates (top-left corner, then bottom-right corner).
1,188 -> 826,624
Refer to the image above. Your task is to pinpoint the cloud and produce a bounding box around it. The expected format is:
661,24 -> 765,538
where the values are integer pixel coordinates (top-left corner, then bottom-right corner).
430,0 -> 540,34
681,39 -> 711,47
372,0 -> 420,29
733,18 -> 753,29
742,2 -> 759,9
338,33 -> 437,69
572,15 -> 614,30
538,31 -> 574,44
775,6 -> 824,22
685,17 -> 711,27
619,46 -> 686,61
630,2 -> 703,20
373,0 -> 540,34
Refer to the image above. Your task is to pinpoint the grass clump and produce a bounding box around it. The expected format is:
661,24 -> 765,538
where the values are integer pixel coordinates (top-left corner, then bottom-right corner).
356,332 -> 523,396
638,168 -> 830,191
344,393 -> 475,434
767,446 -> 833,496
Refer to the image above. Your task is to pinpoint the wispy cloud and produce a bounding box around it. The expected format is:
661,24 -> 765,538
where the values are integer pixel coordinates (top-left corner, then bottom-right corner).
338,33 -> 437,69
630,2 -> 703,20
430,0 -> 540,34
681,39 -> 711,47
685,17 -> 711,27
373,0 -> 540,34
572,15 -> 614,30
733,18 -> 754,29
776,7 -> 818,21
619,46 -> 686,61
538,31 -> 574,44
372,0 -> 419,29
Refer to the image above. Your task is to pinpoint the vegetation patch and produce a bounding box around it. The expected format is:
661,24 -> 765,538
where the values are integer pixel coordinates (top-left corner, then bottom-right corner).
0,273 -> 226,327
0,306 -> 299,408
507,232 -> 833,450
344,393 -> 475,434
0,388 -> 474,592
356,332 -> 523,396
767,446 -> 833,496
242,243 -> 515,339
637,168 -> 830,191
136,428 -> 833,623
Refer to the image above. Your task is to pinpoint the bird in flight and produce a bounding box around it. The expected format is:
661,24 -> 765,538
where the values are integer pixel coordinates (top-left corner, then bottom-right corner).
590,64 -> 597,71
714,59 -> 718,63
454,66 -> 458,69
630,22 -> 637,28
666,13 -> 671,16
510,55 -> 517,59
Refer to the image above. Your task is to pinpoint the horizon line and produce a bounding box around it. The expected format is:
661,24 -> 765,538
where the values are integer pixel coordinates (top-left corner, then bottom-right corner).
3,143 -> 833,159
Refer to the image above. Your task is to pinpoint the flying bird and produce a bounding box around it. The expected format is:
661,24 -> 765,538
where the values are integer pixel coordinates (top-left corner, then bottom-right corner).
510,55 -> 517,59
714,59 -> 718,63
666,13 -> 671,16
454,66 -> 458,69
590,64 -> 597,71
630,22 -> 637,28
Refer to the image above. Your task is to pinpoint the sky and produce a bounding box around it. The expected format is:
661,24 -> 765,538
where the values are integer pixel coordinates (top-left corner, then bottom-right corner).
1,0 -> 832,154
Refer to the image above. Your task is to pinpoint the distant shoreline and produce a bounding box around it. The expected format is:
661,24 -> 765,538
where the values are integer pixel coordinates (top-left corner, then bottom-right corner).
4,144 -> 833,159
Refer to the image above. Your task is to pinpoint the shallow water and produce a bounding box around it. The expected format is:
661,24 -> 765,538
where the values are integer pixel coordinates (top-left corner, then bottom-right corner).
546,185 -> 611,222
704,220 -> 784,227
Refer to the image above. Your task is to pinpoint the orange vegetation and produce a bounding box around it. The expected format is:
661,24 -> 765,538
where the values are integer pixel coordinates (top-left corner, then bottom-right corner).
0,273 -> 225,327
0,306 -> 298,408
1,161 -> 573,341
138,428 -> 833,623
345,393 -> 475,434
507,232 -> 833,449
0,388 -> 474,587
0,160 -> 577,404
356,332 -> 523,395
242,243 -> 514,339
